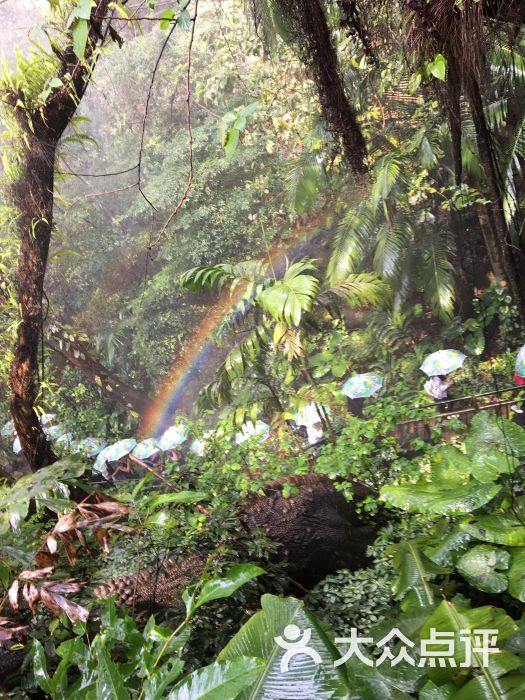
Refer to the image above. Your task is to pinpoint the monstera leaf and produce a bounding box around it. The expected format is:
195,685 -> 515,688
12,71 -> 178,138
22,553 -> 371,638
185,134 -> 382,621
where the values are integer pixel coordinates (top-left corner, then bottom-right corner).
218,594 -> 350,699
456,545 -> 510,593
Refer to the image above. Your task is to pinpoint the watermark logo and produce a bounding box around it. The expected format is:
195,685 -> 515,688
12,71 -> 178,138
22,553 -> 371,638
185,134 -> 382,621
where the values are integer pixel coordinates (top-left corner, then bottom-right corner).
274,624 -> 322,672
274,626 -> 499,671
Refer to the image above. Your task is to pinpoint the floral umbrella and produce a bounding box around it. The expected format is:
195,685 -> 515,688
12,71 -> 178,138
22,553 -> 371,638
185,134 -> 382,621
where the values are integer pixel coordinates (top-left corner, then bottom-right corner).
341,373 -> 383,399
420,349 -> 467,377
72,437 -> 107,458
158,425 -> 188,451
132,438 -> 161,460
516,345 -> 525,378
235,421 -> 270,445
94,438 -> 137,474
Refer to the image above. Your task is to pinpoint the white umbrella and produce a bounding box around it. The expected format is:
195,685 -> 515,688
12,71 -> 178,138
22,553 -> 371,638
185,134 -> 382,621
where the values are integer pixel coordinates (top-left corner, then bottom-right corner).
1,420 -> 14,438
71,437 -> 107,458
235,421 -> 270,445
12,436 -> 22,454
294,402 -> 328,427
132,438 -> 161,460
158,425 -> 188,451
94,438 -> 137,474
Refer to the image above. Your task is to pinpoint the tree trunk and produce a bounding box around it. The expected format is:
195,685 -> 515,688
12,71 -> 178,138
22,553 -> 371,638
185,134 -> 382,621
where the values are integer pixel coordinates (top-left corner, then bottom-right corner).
46,337 -> 152,415
465,75 -> 525,323
276,0 -> 367,173
8,129 -> 58,469
5,0 -> 113,470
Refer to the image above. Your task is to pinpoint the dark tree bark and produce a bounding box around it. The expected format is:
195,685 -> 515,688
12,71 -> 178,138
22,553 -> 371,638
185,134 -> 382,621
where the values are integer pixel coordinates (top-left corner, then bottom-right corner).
274,0 -> 367,172
465,75 -> 525,323
46,337 -> 152,415
4,1 -> 115,470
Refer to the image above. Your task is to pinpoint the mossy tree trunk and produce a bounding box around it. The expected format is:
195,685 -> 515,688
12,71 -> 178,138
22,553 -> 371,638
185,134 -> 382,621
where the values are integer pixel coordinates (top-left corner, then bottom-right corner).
5,0 -> 114,470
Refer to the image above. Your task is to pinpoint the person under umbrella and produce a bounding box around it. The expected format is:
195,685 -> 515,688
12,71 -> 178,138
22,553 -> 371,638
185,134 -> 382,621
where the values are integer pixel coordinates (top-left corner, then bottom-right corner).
421,349 -> 466,412
341,373 -> 383,418
94,438 -> 137,478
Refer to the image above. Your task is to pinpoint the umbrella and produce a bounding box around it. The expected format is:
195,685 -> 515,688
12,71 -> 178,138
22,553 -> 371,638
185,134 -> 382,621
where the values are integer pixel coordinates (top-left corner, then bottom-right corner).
132,438 -> 161,460
12,436 -> 22,454
43,423 -> 67,441
39,413 -> 55,426
72,437 -> 107,458
420,349 -> 466,377
55,432 -> 74,449
341,373 -> 383,399
158,425 -> 188,451
235,421 -> 270,445
1,420 -> 14,438
190,431 -> 213,456
516,345 -> 525,378
294,402 -> 329,427
94,438 -> 137,474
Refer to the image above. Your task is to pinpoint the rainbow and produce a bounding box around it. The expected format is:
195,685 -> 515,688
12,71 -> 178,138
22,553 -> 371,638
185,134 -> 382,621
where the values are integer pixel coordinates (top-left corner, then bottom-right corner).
140,212 -> 331,437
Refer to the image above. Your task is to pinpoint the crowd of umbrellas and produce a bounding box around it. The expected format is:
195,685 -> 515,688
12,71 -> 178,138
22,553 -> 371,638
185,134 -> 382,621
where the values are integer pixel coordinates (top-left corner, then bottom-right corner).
3,347 -> 525,474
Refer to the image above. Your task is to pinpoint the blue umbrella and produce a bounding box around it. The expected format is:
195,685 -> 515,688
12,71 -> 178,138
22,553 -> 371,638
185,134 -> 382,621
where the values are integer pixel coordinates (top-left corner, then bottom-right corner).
158,425 -> 188,451
341,373 -> 383,399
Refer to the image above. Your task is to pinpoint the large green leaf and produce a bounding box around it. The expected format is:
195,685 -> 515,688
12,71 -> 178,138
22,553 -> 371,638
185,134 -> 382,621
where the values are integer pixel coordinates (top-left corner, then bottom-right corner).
381,481 -> 500,516
470,449 -> 518,483
218,594 -> 350,699
456,545 -> 510,593
430,446 -> 471,484
389,541 -> 446,603
508,549 -> 525,602
167,658 -> 265,700
95,643 -> 130,700
466,413 -> 525,460
419,600 -> 517,686
0,459 -> 86,527
193,564 -> 265,611
460,515 -> 525,547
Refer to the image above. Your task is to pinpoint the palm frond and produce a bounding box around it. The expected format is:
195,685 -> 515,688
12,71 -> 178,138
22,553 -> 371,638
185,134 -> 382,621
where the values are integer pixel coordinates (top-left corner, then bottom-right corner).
257,259 -> 319,326
321,273 -> 391,308
327,201 -> 377,282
